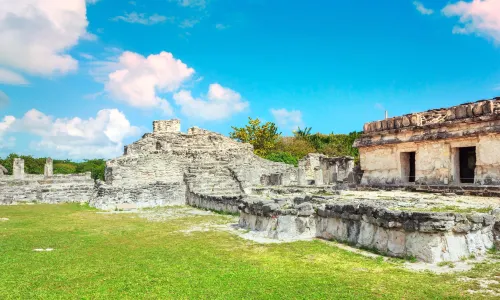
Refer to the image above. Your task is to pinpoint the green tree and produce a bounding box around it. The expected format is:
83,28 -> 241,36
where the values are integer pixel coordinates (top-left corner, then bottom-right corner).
229,117 -> 281,157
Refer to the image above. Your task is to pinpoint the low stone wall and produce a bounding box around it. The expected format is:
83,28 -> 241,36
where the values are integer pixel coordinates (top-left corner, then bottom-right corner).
238,198 -> 497,263
91,181 -> 186,210
316,203 -> 494,263
186,191 -> 242,214
0,173 -> 94,204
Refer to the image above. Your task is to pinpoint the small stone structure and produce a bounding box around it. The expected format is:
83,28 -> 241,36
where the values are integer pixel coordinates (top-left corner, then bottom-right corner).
298,153 -> 355,186
91,120 -> 297,210
354,97 -> 500,185
13,158 -> 24,180
44,158 -> 53,178
0,158 -> 94,204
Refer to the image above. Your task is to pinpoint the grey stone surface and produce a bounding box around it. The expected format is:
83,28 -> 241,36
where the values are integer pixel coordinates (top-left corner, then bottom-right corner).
44,158 -> 53,178
13,158 -> 24,180
237,191 -> 499,263
298,153 -> 355,185
90,120 -> 297,210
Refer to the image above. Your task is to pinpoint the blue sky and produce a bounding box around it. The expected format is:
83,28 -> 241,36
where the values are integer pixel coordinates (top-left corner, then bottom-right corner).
0,0 -> 500,159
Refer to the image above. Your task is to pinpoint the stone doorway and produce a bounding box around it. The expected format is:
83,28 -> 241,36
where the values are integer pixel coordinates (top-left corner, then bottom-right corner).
459,147 -> 476,184
400,152 -> 416,183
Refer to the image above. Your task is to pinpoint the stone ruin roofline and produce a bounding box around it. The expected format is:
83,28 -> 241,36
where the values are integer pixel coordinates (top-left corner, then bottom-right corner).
362,96 -> 500,135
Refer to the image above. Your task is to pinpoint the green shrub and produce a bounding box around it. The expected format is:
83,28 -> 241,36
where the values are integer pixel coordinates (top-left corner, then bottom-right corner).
264,151 -> 298,166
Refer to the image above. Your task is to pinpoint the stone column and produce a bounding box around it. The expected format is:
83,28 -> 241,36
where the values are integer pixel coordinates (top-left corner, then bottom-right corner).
13,158 -> 24,180
314,167 -> 323,186
44,158 -> 53,178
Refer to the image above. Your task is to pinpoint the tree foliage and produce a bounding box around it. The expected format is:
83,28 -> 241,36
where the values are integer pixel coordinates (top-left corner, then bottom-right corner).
229,117 -> 281,156
0,154 -> 106,180
230,117 -> 362,166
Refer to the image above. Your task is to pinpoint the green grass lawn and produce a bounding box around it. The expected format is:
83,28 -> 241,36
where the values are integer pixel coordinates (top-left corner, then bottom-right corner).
0,204 -> 498,299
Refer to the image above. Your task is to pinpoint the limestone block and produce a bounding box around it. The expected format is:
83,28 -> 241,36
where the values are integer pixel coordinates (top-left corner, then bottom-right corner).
473,102 -> 484,116
466,104 -> 474,118
442,234 -> 469,261
13,158 -> 24,180
394,117 -> 402,128
402,116 -> 410,127
483,100 -> 493,114
44,158 -> 53,178
410,114 -> 421,126
358,221 -> 376,247
387,230 -> 406,256
405,232 -> 443,263
455,105 -> 467,119
372,227 -> 389,252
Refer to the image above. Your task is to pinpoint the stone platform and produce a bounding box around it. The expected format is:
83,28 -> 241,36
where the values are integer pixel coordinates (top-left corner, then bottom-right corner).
237,188 -> 500,263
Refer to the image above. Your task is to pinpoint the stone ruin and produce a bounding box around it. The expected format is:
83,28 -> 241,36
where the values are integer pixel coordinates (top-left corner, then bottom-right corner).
1,113 -> 499,263
298,153 -> 356,186
90,120 -> 298,211
0,157 -> 94,204
354,97 -> 500,187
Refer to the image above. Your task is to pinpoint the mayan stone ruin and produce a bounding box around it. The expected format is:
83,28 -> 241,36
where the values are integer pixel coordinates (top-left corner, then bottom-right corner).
354,97 -> 500,186
1,98 -> 500,264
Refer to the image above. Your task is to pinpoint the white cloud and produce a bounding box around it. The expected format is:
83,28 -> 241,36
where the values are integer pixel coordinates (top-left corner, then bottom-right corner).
1,109 -> 140,159
173,83 -> 249,120
112,12 -> 172,25
270,108 -> 304,131
104,51 -> 195,115
177,0 -> 206,8
0,0 -> 93,77
442,0 -> 500,43
180,19 -> 199,28
413,1 -> 434,15
0,68 -> 28,85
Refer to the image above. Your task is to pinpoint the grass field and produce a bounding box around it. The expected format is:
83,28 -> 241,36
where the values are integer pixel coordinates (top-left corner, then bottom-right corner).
1,204 -> 499,299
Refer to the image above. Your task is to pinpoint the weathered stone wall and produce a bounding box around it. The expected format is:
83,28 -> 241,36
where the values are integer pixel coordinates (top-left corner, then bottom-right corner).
0,159 -> 95,204
358,134 -> 500,185
91,121 -> 298,210
0,173 -> 94,204
355,97 -> 500,185
238,198 -> 496,263
298,153 -> 355,186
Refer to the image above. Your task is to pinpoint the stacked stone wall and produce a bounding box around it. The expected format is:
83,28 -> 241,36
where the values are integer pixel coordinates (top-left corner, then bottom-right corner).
238,198 -> 496,263
0,170 -> 94,204
91,121 -> 298,210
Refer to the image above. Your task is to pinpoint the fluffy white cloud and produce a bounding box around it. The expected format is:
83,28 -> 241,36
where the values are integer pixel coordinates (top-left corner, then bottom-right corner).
442,0 -> 500,43
0,68 -> 28,85
104,51 -> 195,115
0,0 -> 93,77
270,108 -> 304,131
1,109 -> 140,158
413,1 -> 434,15
173,83 -> 249,120
112,12 -> 172,25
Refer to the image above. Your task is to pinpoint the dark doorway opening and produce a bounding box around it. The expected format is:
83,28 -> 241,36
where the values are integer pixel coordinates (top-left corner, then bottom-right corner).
401,152 -> 416,183
408,152 -> 416,183
459,147 -> 476,184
